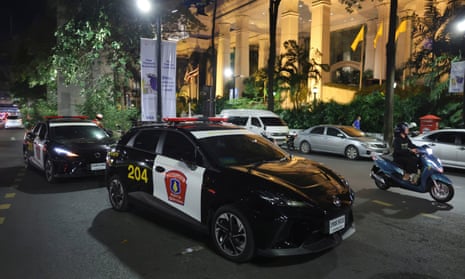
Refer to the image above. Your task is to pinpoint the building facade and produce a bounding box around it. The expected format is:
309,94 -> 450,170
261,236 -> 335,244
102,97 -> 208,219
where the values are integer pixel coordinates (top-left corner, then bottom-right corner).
176,0 -> 450,105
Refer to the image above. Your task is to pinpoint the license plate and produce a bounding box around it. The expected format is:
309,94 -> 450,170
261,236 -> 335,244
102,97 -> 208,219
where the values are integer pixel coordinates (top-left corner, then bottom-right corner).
90,162 -> 106,171
329,215 -> 346,234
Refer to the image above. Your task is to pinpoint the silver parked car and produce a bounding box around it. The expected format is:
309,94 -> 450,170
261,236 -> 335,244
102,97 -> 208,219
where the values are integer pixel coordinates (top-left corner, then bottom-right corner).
294,125 -> 389,160
411,129 -> 465,170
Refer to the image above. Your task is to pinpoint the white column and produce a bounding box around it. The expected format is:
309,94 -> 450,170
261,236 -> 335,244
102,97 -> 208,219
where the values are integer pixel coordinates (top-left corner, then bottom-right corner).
234,15 -> 249,98
279,0 -> 299,53
373,2 -> 390,81
310,0 -> 331,98
364,19 -> 378,77
258,35 -> 269,70
215,23 -> 231,97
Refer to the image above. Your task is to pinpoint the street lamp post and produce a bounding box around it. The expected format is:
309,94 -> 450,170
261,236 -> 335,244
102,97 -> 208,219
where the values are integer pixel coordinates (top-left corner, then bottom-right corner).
137,0 -> 162,122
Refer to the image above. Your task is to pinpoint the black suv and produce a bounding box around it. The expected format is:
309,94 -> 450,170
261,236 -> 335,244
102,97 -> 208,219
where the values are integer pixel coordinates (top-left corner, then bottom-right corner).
23,116 -> 114,183
106,118 -> 355,262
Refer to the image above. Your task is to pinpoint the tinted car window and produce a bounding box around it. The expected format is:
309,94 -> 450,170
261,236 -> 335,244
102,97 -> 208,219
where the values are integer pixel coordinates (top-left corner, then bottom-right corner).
38,124 -> 47,139
227,116 -> 248,126
427,132 -> 456,144
198,134 -> 287,167
327,127 -> 340,137
260,117 -> 287,126
132,130 -> 162,153
50,125 -> 109,141
251,117 -> 261,127
310,126 -> 324,135
162,132 -> 196,162
459,133 -> 465,145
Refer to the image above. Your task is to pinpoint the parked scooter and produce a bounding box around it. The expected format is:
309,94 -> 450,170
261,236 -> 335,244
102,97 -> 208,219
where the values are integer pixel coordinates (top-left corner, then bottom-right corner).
370,145 -> 454,203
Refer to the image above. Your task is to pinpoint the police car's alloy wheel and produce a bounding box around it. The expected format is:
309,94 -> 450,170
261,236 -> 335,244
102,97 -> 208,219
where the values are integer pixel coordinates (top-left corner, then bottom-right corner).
45,158 -> 56,183
108,175 -> 129,211
212,205 -> 255,262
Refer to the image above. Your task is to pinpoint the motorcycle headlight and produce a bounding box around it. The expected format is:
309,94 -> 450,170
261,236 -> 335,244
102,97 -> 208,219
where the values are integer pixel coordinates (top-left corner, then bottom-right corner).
54,147 -> 79,158
258,190 -> 313,208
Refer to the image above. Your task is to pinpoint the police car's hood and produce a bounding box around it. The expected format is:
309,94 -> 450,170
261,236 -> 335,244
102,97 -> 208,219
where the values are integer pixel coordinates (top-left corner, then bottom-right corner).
230,156 -> 349,198
52,138 -> 113,152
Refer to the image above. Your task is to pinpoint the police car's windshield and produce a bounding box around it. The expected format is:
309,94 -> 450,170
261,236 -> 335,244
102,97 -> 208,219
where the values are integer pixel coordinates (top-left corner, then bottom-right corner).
51,125 -> 110,141
198,134 -> 288,167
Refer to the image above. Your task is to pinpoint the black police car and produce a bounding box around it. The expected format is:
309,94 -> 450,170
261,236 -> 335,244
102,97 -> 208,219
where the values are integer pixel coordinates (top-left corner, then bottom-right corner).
23,116 -> 114,183
106,118 -> 355,262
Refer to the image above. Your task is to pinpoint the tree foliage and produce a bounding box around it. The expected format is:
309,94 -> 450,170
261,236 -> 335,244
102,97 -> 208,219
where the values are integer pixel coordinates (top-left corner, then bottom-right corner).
277,40 -> 329,110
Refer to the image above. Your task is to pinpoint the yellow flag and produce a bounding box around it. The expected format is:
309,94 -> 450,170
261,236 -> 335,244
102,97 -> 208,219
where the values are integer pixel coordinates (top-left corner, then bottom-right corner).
351,26 -> 365,51
373,24 -> 383,48
395,20 -> 407,41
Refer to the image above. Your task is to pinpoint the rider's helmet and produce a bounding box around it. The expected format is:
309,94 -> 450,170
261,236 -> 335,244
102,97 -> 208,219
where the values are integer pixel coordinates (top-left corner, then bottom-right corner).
394,122 -> 409,135
95,113 -> 103,121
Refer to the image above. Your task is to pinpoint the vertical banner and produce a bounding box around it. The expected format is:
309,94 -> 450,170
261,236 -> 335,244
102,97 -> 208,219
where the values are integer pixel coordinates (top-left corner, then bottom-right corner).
449,61 -> 465,94
140,38 -> 177,121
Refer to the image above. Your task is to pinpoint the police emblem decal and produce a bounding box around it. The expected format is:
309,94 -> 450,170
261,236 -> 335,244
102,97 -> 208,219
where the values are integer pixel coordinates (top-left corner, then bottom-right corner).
164,170 -> 187,205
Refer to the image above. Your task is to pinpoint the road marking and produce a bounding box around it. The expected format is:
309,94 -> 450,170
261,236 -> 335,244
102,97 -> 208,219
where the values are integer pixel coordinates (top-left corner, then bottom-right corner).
0,217 -> 4,224
5,193 -> 16,199
421,213 -> 441,220
0,204 -> 11,210
372,200 -> 393,207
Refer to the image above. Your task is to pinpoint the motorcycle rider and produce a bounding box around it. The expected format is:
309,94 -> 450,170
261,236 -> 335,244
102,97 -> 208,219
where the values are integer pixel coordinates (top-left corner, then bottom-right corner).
393,123 -> 419,183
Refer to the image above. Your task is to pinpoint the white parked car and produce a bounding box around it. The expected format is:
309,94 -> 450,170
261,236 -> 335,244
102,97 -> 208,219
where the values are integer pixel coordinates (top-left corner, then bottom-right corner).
4,115 -> 24,129
294,124 -> 389,160
411,129 -> 465,170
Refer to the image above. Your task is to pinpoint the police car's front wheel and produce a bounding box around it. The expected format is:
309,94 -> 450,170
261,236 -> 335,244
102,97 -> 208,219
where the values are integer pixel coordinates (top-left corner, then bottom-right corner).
211,205 -> 255,263
108,175 -> 129,211
44,158 -> 57,183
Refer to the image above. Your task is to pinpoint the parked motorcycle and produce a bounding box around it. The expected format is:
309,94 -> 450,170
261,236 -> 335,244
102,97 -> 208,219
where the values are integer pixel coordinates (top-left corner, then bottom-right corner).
370,145 -> 454,203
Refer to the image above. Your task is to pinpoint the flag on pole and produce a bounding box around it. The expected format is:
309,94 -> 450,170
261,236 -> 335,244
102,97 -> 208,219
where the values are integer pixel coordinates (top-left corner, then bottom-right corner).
374,24 -> 383,48
351,26 -> 365,51
395,20 -> 407,41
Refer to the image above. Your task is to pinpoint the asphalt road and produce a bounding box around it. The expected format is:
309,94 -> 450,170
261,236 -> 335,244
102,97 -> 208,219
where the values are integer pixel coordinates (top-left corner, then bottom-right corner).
1,128 -> 464,279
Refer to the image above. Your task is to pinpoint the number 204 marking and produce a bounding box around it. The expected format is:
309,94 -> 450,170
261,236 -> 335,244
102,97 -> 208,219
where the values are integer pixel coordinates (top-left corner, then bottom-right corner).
127,165 -> 148,183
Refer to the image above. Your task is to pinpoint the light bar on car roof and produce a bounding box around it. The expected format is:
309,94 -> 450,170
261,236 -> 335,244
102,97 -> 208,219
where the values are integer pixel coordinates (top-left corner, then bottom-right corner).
44,116 -> 89,120
163,117 -> 227,123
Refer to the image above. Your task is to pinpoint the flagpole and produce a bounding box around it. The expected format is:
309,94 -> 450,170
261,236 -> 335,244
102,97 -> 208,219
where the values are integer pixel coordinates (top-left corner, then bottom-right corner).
359,34 -> 365,90
188,79 -> 192,117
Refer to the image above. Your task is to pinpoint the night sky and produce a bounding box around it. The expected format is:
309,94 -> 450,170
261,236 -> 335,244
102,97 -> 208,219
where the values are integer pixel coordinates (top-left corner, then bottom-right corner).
0,0 -> 47,43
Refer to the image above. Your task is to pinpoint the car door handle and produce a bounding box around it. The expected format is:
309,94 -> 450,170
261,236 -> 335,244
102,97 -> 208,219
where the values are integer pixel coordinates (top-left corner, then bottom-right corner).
155,166 -> 165,173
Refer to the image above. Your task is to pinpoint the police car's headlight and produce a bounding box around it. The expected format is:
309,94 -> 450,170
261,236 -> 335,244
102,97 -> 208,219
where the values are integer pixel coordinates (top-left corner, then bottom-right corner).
258,191 -> 312,207
54,147 -> 79,158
